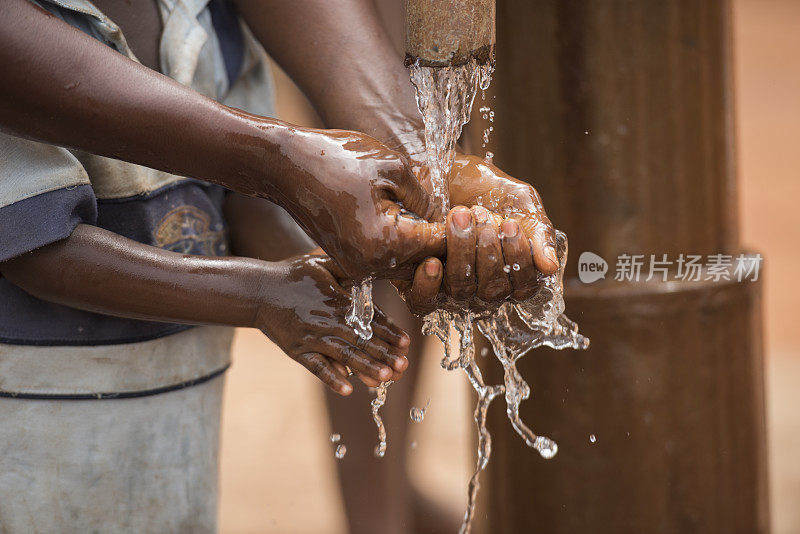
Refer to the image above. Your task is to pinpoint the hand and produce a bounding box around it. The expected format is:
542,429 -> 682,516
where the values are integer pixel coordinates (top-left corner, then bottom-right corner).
274,127 -> 445,281
256,253 -> 411,395
398,155 -> 559,314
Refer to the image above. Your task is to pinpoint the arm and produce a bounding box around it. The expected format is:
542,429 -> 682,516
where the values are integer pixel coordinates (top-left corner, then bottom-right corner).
0,0 -> 442,280
0,224 -> 410,394
236,1 -> 560,310
233,0 -> 426,158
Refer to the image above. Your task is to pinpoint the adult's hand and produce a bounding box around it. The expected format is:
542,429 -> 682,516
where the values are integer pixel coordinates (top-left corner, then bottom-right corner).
273,127 -> 445,281
397,155 -> 559,314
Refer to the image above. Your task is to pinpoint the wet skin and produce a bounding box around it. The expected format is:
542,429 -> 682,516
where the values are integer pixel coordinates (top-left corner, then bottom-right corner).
0,0 -> 555,308
395,155 -> 559,314
0,0 -> 441,282
0,221 -> 410,395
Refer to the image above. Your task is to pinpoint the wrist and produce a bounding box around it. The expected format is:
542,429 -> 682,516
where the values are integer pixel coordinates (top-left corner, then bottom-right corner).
211,109 -> 299,204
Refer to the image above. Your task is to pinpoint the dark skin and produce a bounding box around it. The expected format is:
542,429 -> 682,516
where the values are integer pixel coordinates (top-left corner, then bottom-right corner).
0,2 -> 557,532
0,0 -> 442,282
0,0 -> 557,299
0,196 -> 410,394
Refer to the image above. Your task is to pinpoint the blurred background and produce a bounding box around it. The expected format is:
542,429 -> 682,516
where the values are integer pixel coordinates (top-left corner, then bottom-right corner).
218,1 -> 800,532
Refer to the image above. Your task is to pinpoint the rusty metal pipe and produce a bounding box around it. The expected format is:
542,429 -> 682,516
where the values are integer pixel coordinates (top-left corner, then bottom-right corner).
405,0 -> 496,67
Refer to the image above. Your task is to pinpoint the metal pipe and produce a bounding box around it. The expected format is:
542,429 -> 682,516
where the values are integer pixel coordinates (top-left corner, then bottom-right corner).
467,1 -> 769,532
405,0 -> 496,67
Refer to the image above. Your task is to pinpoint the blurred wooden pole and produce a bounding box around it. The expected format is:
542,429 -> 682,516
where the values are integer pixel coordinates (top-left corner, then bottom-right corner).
467,1 -> 770,532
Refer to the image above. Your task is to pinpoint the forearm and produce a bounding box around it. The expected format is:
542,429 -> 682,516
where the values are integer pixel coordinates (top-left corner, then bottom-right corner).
224,193 -> 315,261
0,225 -> 278,328
235,0 -> 425,158
0,0 -> 297,200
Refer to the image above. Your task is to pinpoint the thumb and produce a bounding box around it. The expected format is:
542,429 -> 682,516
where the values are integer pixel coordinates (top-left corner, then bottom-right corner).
391,159 -> 438,222
391,207 -> 446,271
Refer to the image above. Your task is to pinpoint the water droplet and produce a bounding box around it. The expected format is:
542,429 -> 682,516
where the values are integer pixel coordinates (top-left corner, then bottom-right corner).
389,257 -> 397,269
512,263 -> 521,271
335,444 -> 347,459
503,265 -> 511,273
535,436 -> 558,459
589,434 -> 597,443
410,440 -> 418,449
329,433 -> 341,443
480,347 -> 489,357
409,399 -> 429,423
484,151 -> 494,163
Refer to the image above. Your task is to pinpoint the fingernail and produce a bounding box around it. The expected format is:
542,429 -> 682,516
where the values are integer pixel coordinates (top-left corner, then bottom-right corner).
501,220 -> 518,238
545,245 -> 559,266
341,382 -> 353,395
379,366 -> 392,381
472,207 -> 488,223
425,259 -> 440,277
452,208 -> 471,230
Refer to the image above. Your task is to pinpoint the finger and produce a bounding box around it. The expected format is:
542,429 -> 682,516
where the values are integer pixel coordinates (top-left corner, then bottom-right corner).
329,360 -> 350,379
500,219 -> 538,301
390,157 -> 438,221
296,353 -> 353,396
520,215 -> 559,275
371,306 -> 411,349
322,337 -> 395,382
444,206 -> 477,301
474,206 -> 512,302
359,329 -> 410,373
406,258 -> 443,315
356,373 -> 382,388
390,205 -> 447,270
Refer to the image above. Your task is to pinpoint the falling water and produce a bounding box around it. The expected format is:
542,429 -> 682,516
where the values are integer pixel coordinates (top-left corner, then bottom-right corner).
409,59 -> 589,534
371,381 -> 393,457
347,278 -> 375,341
409,58 -> 494,219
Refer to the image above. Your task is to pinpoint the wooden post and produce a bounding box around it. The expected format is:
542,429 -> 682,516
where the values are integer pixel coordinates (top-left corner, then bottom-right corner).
469,1 -> 770,532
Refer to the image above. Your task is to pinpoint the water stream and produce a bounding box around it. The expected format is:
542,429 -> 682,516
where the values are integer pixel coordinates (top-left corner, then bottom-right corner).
409,58 -> 589,534
344,56 -> 589,534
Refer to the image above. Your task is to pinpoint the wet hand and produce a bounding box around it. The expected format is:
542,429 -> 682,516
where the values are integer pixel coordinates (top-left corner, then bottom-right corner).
397,155 -> 559,314
276,127 -> 445,282
255,253 -> 411,395
447,154 -> 559,277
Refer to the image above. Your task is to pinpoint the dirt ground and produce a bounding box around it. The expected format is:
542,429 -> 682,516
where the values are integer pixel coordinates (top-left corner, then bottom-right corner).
217,1 -> 800,532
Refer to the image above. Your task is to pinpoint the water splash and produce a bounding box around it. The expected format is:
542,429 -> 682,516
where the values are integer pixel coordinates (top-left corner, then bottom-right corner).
371,381 -> 393,458
347,278 -> 374,341
409,58 -> 589,534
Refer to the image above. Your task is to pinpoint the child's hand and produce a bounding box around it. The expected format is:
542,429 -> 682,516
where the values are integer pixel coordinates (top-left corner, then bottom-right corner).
255,254 -> 411,395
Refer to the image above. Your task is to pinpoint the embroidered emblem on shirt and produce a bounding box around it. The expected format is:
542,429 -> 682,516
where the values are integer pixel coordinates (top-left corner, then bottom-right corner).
153,205 -> 226,256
